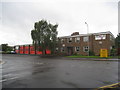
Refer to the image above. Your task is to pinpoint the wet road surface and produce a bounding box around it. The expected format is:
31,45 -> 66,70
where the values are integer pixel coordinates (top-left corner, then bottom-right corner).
1,54 -> 119,88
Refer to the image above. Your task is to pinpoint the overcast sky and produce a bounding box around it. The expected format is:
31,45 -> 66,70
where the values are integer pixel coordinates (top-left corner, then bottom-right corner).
0,0 -> 119,46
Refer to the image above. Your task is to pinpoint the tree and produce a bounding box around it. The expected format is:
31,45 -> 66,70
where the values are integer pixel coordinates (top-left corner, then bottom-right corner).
31,20 -> 58,55
115,33 -> 120,55
110,49 -> 117,56
115,33 -> 120,48
1,44 -> 13,52
1,44 -> 8,52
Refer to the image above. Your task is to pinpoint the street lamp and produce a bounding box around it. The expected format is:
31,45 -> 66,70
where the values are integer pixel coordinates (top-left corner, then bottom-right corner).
85,22 -> 89,56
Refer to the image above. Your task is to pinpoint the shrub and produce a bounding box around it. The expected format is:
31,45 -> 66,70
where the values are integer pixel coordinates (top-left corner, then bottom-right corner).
73,53 -> 78,55
89,51 -> 95,56
110,48 -> 117,56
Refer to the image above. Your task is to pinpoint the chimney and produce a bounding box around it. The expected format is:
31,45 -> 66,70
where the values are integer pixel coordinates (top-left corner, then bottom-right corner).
71,32 -> 79,36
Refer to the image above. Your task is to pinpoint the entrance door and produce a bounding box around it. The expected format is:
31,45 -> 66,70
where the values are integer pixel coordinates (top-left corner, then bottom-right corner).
67,47 -> 73,55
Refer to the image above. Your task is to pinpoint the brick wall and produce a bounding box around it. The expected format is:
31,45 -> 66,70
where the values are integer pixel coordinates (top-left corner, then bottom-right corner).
58,32 -> 115,56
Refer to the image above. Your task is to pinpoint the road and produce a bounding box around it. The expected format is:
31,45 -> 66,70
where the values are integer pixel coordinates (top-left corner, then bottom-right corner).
1,54 -> 119,88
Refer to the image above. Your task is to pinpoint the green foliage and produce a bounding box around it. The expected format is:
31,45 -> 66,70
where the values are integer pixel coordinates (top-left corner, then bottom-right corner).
31,20 -> 58,55
66,55 -> 119,59
115,33 -> 120,48
1,44 -> 8,52
110,48 -> 117,56
66,55 -> 100,58
1,44 -> 13,52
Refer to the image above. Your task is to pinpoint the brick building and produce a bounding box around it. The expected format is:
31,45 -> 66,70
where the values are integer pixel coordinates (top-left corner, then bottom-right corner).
58,31 -> 115,56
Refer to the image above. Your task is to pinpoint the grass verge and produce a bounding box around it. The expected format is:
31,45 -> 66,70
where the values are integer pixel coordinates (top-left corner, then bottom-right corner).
66,55 -> 120,59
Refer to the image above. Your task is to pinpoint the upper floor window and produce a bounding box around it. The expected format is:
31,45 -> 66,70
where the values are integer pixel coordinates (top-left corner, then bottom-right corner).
83,36 -> 88,42
61,39 -> 64,43
67,38 -> 72,43
75,37 -> 80,43
110,35 -> 114,41
95,35 -> 106,40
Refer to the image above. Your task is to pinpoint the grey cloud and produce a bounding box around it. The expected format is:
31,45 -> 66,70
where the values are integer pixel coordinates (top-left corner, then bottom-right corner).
1,1 -> 118,45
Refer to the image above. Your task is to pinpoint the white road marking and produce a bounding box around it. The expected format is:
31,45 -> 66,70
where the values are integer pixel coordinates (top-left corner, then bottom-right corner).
2,74 -> 12,77
0,61 -> 5,65
0,77 -> 19,83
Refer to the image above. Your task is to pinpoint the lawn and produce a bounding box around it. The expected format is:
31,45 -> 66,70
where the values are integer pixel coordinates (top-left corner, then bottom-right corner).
66,55 -> 120,59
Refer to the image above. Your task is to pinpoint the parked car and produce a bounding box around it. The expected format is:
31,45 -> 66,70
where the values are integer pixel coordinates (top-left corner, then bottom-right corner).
10,51 -> 16,54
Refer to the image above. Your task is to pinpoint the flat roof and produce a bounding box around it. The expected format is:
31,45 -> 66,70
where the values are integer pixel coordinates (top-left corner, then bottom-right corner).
58,31 -> 115,38
15,44 -> 32,46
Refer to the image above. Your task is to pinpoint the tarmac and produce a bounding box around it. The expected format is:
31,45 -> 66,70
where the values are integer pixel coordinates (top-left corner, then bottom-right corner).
65,57 -> 120,61
2,54 -> 119,88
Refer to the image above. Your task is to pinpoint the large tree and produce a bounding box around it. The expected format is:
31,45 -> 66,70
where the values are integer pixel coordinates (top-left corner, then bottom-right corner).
31,20 -> 58,55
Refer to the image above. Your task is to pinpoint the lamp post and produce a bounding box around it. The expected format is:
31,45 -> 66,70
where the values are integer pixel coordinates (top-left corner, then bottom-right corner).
85,22 -> 89,56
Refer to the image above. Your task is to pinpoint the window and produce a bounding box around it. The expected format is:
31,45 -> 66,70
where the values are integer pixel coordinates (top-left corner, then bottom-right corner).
15,46 -> 19,50
75,37 -> 80,42
83,36 -> 88,42
83,46 -> 89,52
75,47 -> 80,52
110,46 -> 112,50
56,47 -> 58,51
95,35 -> 106,40
56,38 -> 58,42
110,35 -> 114,41
61,47 -> 65,52
67,38 -> 72,43
61,39 -> 64,43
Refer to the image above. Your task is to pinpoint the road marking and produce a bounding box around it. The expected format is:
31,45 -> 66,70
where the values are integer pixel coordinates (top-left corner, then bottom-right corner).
2,74 -> 12,77
0,61 -> 5,65
96,82 -> 120,89
0,77 -> 19,83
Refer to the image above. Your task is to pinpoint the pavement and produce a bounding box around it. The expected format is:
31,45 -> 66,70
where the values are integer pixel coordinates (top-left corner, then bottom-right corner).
1,54 -> 119,88
64,57 -> 120,61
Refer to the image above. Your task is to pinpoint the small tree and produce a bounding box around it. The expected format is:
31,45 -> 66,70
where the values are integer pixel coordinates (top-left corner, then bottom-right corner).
115,33 -> 120,48
31,20 -> 58,55
115,33 -> 120,55
1,44 -> 8,52
110,48 -> 117,56
1,44 -> 13,52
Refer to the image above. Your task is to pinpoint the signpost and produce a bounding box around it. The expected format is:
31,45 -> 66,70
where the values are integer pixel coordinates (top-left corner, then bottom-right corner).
100,49 -> 108,58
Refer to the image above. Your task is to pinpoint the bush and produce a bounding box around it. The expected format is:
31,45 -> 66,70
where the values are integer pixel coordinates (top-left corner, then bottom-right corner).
89,51 -> 95,56
110,48 -> 117,56
73,53 -> 78,56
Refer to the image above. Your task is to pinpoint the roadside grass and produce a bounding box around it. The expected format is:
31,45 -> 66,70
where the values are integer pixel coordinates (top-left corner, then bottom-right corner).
66,55 -> 120,59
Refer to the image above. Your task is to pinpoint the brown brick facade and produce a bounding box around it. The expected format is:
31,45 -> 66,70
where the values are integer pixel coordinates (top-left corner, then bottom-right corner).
58,31 -> 115,56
